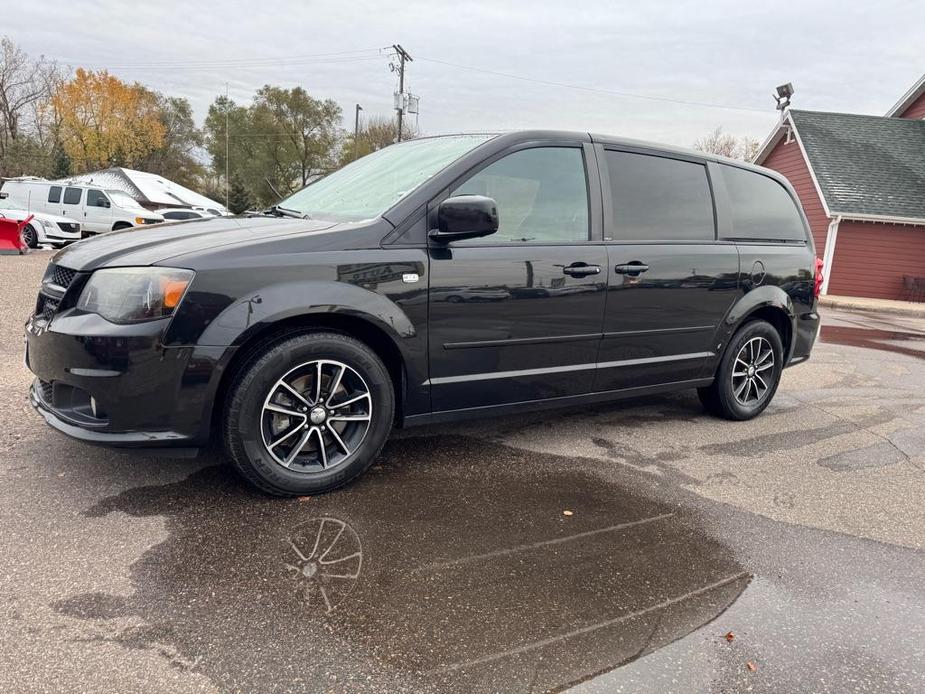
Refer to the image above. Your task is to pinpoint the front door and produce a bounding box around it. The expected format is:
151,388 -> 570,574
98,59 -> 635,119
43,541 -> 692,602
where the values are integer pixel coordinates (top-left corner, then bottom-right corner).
85,189 -> 113,232
427,144 -> 608,412
595,148 -> 740,392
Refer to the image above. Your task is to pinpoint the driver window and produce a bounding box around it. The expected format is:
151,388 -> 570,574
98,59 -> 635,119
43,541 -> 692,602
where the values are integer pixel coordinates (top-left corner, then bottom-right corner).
451,147 -> 589,244
87,189 -> 108,207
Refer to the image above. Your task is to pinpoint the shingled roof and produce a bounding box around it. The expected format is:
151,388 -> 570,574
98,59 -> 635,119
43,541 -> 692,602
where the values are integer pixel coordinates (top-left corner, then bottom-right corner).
787,109 -> 925,222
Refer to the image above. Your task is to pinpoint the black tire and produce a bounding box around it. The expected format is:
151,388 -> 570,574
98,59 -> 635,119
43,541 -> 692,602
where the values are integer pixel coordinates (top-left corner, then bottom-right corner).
21,223 -> 38,248
697,319 -> 783,421
112,222 -> 132,231
223,332 -> 394,496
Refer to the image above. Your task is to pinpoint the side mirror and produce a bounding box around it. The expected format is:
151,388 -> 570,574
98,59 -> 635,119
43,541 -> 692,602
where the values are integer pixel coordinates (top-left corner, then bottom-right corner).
429,195 -> 498,243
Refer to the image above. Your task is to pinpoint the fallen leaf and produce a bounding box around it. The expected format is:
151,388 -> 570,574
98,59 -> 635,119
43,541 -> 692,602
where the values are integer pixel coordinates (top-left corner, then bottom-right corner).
562,510 -> 574,516
746,661 -> 757,672
724,631 -> 735,642
298,496 -> 312,502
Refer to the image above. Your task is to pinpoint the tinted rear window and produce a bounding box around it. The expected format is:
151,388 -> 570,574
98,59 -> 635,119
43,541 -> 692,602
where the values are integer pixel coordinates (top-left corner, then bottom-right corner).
605,151 -> 715,241
63,187 -> 82,205
48,186 -> 62,203
720,165 -> 806,241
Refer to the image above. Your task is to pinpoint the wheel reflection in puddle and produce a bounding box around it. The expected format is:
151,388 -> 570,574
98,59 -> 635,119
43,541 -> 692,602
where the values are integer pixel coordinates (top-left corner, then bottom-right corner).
283,517 -> 362,614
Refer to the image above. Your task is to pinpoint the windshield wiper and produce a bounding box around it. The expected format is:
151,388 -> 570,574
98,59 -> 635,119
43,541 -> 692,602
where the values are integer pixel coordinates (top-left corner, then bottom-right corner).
265,205 -> 310,219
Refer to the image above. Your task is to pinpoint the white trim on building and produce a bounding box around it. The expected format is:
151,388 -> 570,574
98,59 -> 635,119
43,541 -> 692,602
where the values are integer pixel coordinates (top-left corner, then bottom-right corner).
884,73 -> 925,118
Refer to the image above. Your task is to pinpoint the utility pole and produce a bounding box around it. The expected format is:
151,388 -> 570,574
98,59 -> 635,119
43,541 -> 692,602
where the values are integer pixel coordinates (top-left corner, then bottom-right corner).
391,44 -> 412,142
224,82 -> 230,211
354,103 -> 363,161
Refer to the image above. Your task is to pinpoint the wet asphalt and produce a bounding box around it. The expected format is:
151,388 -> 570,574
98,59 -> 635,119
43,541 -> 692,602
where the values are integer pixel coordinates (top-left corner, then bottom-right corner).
1,251 -> 924,693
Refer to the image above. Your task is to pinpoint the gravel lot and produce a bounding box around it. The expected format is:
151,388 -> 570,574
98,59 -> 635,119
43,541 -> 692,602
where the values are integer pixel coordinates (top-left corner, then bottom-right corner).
2,250 -> 924,693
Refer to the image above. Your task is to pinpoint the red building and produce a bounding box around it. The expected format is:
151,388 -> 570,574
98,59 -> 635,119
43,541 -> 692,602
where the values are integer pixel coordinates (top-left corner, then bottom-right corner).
754,74 -> 925,301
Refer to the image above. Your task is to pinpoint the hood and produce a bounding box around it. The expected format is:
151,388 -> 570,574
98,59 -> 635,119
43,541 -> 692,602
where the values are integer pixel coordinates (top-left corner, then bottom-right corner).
52,216 -> 339,271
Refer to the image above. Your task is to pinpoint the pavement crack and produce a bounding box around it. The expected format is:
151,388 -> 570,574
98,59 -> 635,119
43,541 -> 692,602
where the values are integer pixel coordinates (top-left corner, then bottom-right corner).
427,571 -> 751,675
792,396 -> 922,473
409,513 -> 675,574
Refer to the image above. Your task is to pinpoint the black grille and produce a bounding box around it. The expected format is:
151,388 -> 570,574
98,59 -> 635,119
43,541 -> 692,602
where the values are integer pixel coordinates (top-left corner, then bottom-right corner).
39,296 -> 59,321
51,264 -> 77,289
38,379 -> 54,402
56,221 -> 80,233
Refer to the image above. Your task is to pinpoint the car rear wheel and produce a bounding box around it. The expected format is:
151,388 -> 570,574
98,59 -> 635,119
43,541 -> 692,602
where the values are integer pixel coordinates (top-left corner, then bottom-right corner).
698,319 -> 783,421
223,332 -> 394,496
21,223 -> 38,248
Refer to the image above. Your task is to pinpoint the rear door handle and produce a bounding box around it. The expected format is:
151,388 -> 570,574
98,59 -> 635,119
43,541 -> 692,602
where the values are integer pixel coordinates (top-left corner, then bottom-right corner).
614,262 -> 649,276
562,262 -> 601,277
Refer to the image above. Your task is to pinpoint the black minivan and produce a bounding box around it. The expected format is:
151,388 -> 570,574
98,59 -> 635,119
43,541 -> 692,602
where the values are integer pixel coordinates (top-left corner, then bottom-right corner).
26,131 -> 821,495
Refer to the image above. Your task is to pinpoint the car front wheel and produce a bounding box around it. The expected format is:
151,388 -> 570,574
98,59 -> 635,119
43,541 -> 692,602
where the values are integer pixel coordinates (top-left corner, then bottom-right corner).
698,319 -> 783,421
21,223 -> 38,248
223,332 -> 394,496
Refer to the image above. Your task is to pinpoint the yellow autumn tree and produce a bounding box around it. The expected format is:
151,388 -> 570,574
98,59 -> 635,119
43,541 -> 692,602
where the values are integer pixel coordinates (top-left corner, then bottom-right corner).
52,69 -> 165,172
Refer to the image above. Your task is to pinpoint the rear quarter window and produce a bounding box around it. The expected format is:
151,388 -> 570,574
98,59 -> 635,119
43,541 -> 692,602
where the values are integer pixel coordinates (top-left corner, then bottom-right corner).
720,165 -> 806,242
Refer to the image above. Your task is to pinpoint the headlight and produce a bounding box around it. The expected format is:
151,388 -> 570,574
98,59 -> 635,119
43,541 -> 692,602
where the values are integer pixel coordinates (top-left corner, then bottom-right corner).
77,267 -> 194,323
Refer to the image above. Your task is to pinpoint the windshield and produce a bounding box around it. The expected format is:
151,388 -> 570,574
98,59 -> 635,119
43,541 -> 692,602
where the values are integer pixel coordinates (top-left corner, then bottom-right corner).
279,134 -> 494,222
107,190 -> 142,209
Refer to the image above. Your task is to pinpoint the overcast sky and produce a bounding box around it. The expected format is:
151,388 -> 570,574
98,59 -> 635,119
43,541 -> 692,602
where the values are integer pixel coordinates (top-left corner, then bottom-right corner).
8,0 -> 924,148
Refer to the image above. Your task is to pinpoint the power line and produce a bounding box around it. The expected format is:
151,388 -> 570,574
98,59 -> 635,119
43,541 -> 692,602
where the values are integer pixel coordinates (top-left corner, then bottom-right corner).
82,57 -> 386,73
57,48 -> 387,70
415,56 -> 769,114
47,46 -> 769,115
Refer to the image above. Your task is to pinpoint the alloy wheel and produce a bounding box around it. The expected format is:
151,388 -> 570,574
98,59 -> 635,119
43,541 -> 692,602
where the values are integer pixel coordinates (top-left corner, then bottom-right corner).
731,336 -> 775,406
260,359 -> 372,471
22,225 -> 37,248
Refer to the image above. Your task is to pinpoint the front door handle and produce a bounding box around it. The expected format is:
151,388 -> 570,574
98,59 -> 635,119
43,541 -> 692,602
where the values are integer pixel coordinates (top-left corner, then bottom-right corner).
562,262 -> 601,277
614,262 -> 649,276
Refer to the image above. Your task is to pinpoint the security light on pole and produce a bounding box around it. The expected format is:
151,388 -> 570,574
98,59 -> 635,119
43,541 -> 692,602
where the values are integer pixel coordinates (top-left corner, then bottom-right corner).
774,83 -> 794,111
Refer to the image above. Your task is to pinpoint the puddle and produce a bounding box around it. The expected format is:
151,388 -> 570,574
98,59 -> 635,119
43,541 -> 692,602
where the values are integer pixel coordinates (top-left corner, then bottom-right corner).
55,435 -> 747,692
819,325 -> 925,360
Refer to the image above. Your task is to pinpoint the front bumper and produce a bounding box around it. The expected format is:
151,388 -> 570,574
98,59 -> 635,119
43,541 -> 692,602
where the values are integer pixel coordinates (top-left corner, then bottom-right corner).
30,379 -> 194,447
37,228 -> 80,245
25,308 -> 233,449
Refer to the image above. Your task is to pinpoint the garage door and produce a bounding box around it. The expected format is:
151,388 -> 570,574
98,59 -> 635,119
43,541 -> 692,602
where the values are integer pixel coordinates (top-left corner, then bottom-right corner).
827,221 -> 925,300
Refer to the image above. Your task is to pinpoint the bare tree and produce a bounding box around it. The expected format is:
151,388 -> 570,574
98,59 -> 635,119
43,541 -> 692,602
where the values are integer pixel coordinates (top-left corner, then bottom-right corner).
0,39 -> 53,148
693,127 -> 760,162
0,37 -> 62,176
